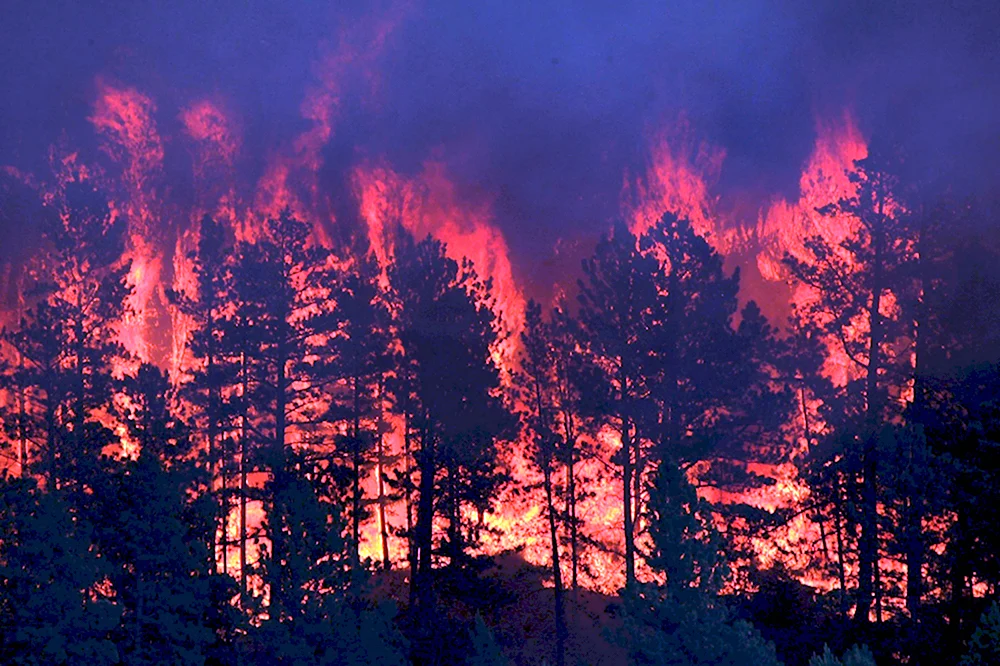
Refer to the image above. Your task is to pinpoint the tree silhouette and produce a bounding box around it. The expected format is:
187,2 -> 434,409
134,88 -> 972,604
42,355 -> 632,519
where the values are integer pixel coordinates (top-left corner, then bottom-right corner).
576,220 -> 659,590
619,461 -> 783,666
168,214 -> 238,576
91,364 -> 222,665
643,214 -> 794,541
319,254 -> 392,572
0,475 -> 119,665
228,209 -> 344,622
388,232 -> 514,664
1,181 -> 131,498
785,144 -> 916,627
516,299 -> 568,666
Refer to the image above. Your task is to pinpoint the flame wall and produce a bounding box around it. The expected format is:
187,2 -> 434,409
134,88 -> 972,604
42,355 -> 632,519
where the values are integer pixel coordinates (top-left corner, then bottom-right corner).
3,0 -> 997,596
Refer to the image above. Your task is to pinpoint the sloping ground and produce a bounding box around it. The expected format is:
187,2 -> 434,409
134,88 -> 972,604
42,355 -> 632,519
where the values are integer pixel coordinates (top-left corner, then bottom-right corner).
371,552 -> 628,666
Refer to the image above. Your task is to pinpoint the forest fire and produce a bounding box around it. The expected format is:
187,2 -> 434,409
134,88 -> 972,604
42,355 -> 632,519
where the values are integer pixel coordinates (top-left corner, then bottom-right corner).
2,3 -> 999,665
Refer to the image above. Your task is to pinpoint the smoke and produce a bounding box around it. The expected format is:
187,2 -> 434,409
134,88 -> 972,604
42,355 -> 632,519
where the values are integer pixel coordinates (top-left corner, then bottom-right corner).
1,0 -> 998,292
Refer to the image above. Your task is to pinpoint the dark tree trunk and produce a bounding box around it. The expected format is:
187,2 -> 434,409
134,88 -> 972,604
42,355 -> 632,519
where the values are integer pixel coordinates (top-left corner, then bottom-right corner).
905,212 -> 931,624
414,428 -> 436,599
544,463 -> 567,666
833,480 -> 849,619
622,415 -> 635,589
412,427 -> 438,666
856,199 -> 886,627
239,350 -> 250,603
560,406 -> 580,596
352,374 -> 363,572
405,415 -> 417,607
620,366 -> 635,590
376,380 -> 391,570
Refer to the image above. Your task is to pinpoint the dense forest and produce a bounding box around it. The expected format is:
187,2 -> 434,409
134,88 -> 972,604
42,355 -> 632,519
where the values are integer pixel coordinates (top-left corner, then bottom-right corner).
2,138 -> 1000,666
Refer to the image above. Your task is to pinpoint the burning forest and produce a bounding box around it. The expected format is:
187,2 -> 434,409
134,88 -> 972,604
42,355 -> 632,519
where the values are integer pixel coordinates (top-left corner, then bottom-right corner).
2,1 -> 1000,665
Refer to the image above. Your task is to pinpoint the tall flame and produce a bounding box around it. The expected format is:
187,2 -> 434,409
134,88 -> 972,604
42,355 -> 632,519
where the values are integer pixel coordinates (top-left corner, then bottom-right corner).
756,113 -> 868,387
4,55 -> 888,600
90,79 -> 167,363
353,159 -> 527,364
253,6 -> 409,245
625,116 -> 728,249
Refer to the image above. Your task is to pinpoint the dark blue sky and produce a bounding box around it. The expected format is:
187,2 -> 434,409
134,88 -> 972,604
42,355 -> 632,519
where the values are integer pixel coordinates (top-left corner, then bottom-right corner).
1,0 -> 998,278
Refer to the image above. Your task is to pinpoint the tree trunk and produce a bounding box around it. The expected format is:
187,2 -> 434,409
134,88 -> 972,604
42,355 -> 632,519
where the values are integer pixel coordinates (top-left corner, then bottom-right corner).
221,434 -> 229,577
560,406 -> 580,596
270,328 -> 289,620
621,366 -> 635,590
544,463 -> 567,666
352,374 -> 363,572
405,414 -> 417,607
904,499 -> 924,622
16,353 -> 27,476
833,480 -> 849,619
622,414 -> 635,589
905,211 -> 930,623
207,302 -> 223,576
950,506 -> 971,641
239,350 -> 249,603
413,427 -> 438,666
376,380 -> 391,570
856,198 -> 886,627
414,427 -> 436,601
45,393 -> 57,491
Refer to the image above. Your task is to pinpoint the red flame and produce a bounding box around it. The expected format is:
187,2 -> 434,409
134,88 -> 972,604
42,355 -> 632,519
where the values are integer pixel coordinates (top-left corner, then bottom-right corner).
90,79 -> 167,364
625,116 -> 728,249
3,45 -> 896,600
353,159 -> 527,364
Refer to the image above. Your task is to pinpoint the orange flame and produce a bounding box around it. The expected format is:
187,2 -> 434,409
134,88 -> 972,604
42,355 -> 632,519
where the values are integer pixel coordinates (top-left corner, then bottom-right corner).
90,79 -> 167,363
625,116 -> 728,250
756,113 -> 869,387
353,159 -> 526,365
6,62 -> 905,605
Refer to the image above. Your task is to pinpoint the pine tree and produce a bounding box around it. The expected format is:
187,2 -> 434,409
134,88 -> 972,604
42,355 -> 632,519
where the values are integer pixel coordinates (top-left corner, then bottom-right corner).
619,462 -> 783,666
577,213 -> 792,591
1,180 -> 131,497
960,602 -> 1000,666
99,448 -> 215,663
909,223 -> 1000,647
784,144 -> 915,626
87,363 -> 235,666
642,213 -> 793,535
249,444 -> 351,664
388,232 -> 514,664
0,475 -> 120,666
810,644 -> 878,666
576,220 -> 659,590
466,614 -> 512,666
548,301 -> 593,597
319,254 -> 392,572
168,214 -> 238,575
516,299 -> 568,666
227,208 -> 341,622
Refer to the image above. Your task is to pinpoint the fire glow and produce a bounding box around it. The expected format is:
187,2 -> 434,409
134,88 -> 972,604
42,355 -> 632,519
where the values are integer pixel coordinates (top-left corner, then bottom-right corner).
8,0 -> 958,611
0,60 -> 878,598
